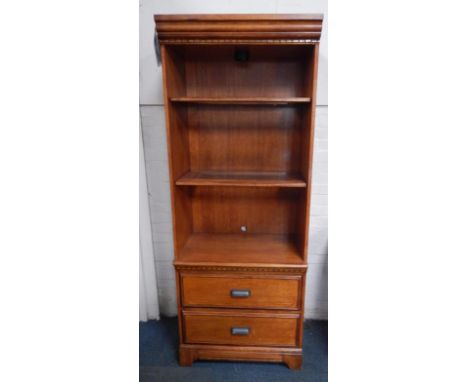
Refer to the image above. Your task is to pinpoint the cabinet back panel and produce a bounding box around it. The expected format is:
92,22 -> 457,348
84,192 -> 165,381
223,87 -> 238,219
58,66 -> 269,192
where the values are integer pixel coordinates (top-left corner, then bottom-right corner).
187,105 -> 304,173
191,186 -> 300,235
182,45 -> 310,98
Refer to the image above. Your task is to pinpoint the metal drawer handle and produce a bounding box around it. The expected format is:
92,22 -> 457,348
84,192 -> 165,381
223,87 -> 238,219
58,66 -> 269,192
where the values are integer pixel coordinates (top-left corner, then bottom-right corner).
230,289 -> 251,298
231,327 -> 250,336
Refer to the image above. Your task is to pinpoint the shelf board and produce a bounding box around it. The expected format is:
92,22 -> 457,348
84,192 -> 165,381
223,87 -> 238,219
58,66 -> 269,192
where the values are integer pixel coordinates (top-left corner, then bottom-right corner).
170,97 -> 311,105
176,233 -> 305,267
176,171 -> 307,188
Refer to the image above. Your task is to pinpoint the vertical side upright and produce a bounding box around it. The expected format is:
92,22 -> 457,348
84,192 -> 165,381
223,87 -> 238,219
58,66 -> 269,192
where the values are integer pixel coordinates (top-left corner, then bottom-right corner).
159,44 -> 192,352
297,43 -> 320,348
298,43 -> 321,263
160,46 -> 192,257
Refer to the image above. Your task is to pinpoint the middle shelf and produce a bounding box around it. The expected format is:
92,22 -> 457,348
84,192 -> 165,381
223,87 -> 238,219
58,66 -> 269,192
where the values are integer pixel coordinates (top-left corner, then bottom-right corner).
170,97 -> 311,105
175,171 -> 307,188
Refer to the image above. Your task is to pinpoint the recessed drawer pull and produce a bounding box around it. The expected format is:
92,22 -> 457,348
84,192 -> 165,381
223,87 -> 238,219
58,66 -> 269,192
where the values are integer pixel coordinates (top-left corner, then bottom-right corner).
231,327 -> 250,336
230,289 -> 251,298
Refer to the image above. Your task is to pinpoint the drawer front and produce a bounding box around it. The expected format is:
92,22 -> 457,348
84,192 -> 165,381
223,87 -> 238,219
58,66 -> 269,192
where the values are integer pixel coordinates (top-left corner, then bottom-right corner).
181,274 -> 301,310
184,311 -> 299,347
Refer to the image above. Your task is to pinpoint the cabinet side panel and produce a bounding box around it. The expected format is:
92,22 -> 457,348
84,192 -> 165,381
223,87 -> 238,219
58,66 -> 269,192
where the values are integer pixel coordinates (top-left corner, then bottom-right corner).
297,45 -> 319,260
161,46 -> 192,256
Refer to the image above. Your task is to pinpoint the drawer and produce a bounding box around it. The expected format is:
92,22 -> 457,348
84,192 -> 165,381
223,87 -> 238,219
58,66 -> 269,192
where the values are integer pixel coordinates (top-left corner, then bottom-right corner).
180,274 -> 302,310
183,310 -> 299,347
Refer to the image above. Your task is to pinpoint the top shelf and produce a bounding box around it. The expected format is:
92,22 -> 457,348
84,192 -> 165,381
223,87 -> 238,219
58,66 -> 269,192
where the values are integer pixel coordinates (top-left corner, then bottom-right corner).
170,97 -> 311,105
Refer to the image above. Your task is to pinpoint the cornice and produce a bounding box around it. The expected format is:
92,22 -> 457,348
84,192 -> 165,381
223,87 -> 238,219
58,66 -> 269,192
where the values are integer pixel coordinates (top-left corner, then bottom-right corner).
154,14 -> 323,45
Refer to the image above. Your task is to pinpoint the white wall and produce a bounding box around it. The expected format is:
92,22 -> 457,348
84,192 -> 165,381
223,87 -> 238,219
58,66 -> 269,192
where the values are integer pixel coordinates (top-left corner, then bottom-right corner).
139,0 -> 328,320
139,118 -> 160,321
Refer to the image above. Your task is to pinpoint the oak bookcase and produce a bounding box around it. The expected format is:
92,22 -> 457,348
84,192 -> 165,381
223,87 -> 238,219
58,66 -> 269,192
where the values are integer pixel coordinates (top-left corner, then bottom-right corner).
154,14 -> 323,369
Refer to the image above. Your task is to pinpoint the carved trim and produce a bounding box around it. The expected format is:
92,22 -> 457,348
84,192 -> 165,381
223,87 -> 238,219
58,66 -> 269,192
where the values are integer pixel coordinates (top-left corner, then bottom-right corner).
160,39 -> 318,45
175,265 -> 307,273
183,309 -> 300,319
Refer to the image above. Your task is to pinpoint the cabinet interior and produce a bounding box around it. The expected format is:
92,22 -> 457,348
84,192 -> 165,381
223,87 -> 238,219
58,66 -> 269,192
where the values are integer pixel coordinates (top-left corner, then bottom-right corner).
163,44 -> 317,264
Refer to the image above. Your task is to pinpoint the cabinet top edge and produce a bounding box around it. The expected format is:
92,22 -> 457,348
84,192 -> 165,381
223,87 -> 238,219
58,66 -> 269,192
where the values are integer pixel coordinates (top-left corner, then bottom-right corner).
154,14 -> 323,43
154,14 -> 324,22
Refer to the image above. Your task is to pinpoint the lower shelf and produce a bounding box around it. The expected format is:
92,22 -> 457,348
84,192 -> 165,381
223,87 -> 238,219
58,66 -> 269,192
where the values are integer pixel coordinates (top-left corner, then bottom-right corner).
176,233 -> 304,267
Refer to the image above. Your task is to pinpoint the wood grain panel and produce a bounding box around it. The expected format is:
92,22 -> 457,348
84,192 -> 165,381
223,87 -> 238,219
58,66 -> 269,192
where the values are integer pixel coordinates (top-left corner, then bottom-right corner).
179,344 -> 302,369
161,46 -> 192,254
155,14 -> 323,43
170,97 -> 310,104
177,233 -> 303,266
183,45 -> 310,98
297,44 -> 320,260
187,105 -> 304,173
191,187 -> 300,234
184,310 -> 299,347
155,14 -> 323,21
176,171 -> 306,188
181,274 -> 301,309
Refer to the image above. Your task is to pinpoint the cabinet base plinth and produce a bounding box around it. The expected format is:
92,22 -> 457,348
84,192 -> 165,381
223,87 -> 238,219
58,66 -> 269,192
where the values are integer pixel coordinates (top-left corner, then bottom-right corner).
179,347 -> 195,366
179,344 -> 302,369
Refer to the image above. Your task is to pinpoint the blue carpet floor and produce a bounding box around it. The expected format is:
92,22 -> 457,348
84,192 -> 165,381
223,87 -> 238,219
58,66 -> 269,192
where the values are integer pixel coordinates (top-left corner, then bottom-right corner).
140,317 -> 328,382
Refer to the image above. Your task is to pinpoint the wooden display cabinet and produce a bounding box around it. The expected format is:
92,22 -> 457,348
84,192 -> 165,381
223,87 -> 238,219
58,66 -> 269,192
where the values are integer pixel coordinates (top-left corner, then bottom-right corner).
154,14 -> 323,369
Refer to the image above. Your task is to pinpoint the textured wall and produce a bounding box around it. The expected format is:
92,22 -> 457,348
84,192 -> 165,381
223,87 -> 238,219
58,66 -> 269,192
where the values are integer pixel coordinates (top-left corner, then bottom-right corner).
140,105 -> 328,319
